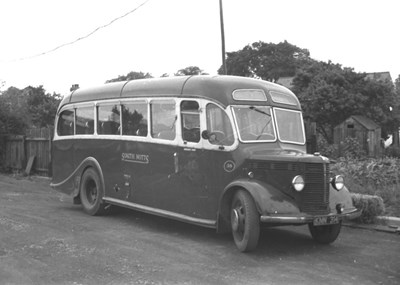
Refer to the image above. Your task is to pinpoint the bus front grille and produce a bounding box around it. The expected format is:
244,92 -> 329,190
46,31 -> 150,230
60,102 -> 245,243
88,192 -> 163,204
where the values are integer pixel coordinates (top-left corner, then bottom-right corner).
248,161 -> 331,215
301,163 -> 330,215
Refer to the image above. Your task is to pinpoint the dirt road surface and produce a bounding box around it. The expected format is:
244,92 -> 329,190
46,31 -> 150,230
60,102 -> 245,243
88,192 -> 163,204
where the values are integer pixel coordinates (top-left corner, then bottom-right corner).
0,174 -> 399,285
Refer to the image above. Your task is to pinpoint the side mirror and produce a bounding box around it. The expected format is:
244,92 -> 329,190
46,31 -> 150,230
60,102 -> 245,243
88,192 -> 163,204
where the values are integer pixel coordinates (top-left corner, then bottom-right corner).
201,130 -> 210,140
202,130 -> 218,143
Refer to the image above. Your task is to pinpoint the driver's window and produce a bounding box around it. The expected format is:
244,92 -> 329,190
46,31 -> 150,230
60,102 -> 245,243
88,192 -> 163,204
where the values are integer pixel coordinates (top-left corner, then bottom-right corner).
206,104 -> 234,146
181,100 -> 200,143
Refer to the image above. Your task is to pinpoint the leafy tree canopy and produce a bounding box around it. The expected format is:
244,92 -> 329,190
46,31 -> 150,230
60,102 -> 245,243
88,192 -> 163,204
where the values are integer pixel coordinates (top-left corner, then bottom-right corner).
395,74 -> 400,96
292,60 -> 399,142
0,79 -> 5,92
220,40 -> 310,81
0,85 -> 61,133
175,66 -> 207,76
106,71 -> 153,83
24,86 -> 61,128
221,40 -> 399,143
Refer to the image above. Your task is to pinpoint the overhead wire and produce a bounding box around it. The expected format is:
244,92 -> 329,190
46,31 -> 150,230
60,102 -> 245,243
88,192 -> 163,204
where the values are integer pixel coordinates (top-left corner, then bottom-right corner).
1,0 -> 150,63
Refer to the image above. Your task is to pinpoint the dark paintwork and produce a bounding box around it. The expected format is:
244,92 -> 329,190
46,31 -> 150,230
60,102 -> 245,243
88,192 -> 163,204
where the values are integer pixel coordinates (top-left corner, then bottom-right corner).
58,75 -> 300,111
52,75 -> 359,232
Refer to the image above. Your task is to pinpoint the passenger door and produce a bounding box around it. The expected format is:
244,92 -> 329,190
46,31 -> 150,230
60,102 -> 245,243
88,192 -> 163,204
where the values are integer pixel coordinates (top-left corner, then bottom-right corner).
174,100 -> 237,220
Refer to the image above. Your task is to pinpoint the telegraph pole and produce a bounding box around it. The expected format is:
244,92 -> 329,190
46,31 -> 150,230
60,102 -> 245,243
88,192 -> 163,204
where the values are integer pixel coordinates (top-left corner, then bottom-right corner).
219,0 -> 227,75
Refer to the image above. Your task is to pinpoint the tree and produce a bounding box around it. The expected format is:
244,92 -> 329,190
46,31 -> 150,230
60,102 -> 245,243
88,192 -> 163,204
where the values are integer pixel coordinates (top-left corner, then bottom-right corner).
106,71 -> 153,83
175,66 -> 207,76
390,74 -> 400,146
0,102 -> 26,134
219,40 -> 310,81
0,85 -> 61,133
0,79 -> 5,92
395,74 -> 400,96
24,86 -> 61,128
0,87 -> 27,134
292,60 -> 399,143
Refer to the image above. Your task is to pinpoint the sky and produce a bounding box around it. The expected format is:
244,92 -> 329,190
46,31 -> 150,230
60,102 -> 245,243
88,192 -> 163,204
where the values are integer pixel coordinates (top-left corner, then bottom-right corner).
0,0 -> 399,96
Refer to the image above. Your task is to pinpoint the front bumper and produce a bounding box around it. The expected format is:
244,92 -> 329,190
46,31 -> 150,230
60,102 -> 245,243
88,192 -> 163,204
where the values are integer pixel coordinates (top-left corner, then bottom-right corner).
260,208 -> 362,224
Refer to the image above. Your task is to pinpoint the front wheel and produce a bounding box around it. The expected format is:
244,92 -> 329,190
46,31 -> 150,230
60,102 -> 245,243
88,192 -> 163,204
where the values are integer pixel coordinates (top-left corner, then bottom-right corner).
80,168 -> 107,216
230,190 -> 260,252
308,222 -> 342,244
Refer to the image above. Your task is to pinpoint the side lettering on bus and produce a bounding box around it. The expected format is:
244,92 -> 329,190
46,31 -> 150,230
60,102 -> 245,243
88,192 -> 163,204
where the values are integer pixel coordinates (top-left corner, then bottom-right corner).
121,153 -> 150,164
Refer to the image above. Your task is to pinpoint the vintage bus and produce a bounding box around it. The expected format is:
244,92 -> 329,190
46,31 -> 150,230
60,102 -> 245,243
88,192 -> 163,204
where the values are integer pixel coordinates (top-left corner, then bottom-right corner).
51,75 -> 361,252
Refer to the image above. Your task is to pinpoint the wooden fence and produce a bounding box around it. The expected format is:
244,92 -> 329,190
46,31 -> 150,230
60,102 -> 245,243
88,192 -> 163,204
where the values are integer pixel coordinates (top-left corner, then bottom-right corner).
0,128 -> 53,176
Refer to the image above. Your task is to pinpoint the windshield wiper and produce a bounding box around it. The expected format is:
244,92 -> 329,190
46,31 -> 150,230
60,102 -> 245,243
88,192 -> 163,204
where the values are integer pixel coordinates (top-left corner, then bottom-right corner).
248,107 -> 273,140
249,106 -> 271,116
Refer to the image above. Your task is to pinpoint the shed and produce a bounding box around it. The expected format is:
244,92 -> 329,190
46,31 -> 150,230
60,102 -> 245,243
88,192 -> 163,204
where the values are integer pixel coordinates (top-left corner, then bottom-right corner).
334,115 -> 381,157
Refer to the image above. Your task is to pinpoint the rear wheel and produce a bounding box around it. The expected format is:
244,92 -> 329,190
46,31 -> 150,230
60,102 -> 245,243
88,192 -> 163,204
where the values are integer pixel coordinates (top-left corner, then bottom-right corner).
230,190 -> 260,252
308,222 -> 342,244
80,168 -> 107,216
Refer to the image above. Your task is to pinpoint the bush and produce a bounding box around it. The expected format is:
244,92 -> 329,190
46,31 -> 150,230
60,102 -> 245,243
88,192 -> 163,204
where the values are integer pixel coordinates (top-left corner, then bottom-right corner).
332,157 -> 400,219
340,137 -> 367,159
384,145 -> 400,158
318,136 -> 370,160
317,135 -> 338,159
351,193 -> 385,224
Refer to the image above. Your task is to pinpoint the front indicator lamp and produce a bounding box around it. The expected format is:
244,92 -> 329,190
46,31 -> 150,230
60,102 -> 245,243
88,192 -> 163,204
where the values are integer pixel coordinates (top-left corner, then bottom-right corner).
292,175 -> 305,192
331,175 -> 345,191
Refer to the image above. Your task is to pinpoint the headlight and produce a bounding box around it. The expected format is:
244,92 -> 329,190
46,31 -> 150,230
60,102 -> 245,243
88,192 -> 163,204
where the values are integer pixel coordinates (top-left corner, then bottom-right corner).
292,175 -> 305,192
331,175 -> 344,191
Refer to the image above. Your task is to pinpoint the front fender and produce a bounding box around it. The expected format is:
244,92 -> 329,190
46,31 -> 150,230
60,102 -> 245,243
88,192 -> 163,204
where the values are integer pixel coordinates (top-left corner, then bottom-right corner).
222,179 -> 300,216
50,157 -> 104,198
329,185 -> 354,211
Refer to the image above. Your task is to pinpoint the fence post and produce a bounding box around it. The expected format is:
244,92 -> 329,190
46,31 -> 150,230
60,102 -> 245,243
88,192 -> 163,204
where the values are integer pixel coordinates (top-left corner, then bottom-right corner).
48,127 -> 53,177
21,135 -> 27,170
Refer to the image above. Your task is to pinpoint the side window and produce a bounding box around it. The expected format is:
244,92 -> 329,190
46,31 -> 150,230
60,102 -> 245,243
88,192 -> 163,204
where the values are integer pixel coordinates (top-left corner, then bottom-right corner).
57,109 -> 74,136
97,104 -> 121,135
151,100 -> 176,140
206,104 -> 234,146
122,101 -> 148,136
76,106 -> 94,135
181,100 -> 200,143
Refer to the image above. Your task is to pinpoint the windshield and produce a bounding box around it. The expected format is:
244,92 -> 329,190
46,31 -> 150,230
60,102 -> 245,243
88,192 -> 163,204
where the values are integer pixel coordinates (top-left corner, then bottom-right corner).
274,108 -> 305,144
232,106 -> 276,141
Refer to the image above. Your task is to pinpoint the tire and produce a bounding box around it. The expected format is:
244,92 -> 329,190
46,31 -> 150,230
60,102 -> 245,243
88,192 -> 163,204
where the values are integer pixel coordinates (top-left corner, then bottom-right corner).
308,222 -> 342,244
79,168 -> 107,216
230,189 -> 260,252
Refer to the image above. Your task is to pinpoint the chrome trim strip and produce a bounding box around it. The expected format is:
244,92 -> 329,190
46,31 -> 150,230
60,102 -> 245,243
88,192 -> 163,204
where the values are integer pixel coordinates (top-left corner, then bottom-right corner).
260,208 -> 362,224
103,197 -> 217,228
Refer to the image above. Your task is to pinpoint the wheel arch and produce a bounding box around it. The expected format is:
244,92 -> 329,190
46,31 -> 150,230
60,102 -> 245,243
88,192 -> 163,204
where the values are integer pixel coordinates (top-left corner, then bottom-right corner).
216,179 -> 299,233
74,157 -> 105,199
216,180 -> 265,234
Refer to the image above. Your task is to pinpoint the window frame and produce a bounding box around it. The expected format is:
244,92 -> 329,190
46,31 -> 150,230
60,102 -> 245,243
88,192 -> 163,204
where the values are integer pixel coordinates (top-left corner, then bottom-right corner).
231,105 -> 277,143
273,107 -> 306,145
96,102 -> 122,136
121,99 -> 149,137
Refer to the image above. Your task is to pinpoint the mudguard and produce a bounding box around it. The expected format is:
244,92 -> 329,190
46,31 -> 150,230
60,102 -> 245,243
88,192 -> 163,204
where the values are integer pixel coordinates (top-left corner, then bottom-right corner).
50,157 -> 105,198
329,185 -> 354,211
222,179 -> 301,216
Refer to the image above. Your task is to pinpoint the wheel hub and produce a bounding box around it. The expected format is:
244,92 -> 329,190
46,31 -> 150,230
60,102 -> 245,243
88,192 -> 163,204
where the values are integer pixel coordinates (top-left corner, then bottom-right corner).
231,208 -> 240,232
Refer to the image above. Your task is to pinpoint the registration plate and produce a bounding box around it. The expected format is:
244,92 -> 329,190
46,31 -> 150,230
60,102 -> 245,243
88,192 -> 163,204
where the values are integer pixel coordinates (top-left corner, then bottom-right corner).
313,215 -> 339,226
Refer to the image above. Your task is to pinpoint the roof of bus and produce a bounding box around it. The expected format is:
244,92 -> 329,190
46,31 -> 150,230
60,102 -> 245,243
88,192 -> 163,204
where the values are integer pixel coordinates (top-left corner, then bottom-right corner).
59,75 -> 300,110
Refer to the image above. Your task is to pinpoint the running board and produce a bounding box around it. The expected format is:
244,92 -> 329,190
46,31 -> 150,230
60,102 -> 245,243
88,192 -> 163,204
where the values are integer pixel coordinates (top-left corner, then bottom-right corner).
103,197 -> 217,229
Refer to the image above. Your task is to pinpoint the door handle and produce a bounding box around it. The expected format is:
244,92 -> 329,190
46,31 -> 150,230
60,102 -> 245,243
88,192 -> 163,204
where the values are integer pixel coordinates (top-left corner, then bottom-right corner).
174,152 -> 179,174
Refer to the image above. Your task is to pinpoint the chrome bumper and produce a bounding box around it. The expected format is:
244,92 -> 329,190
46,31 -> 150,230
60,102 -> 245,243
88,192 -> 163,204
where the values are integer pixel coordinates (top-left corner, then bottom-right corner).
260,208 -> 362,224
